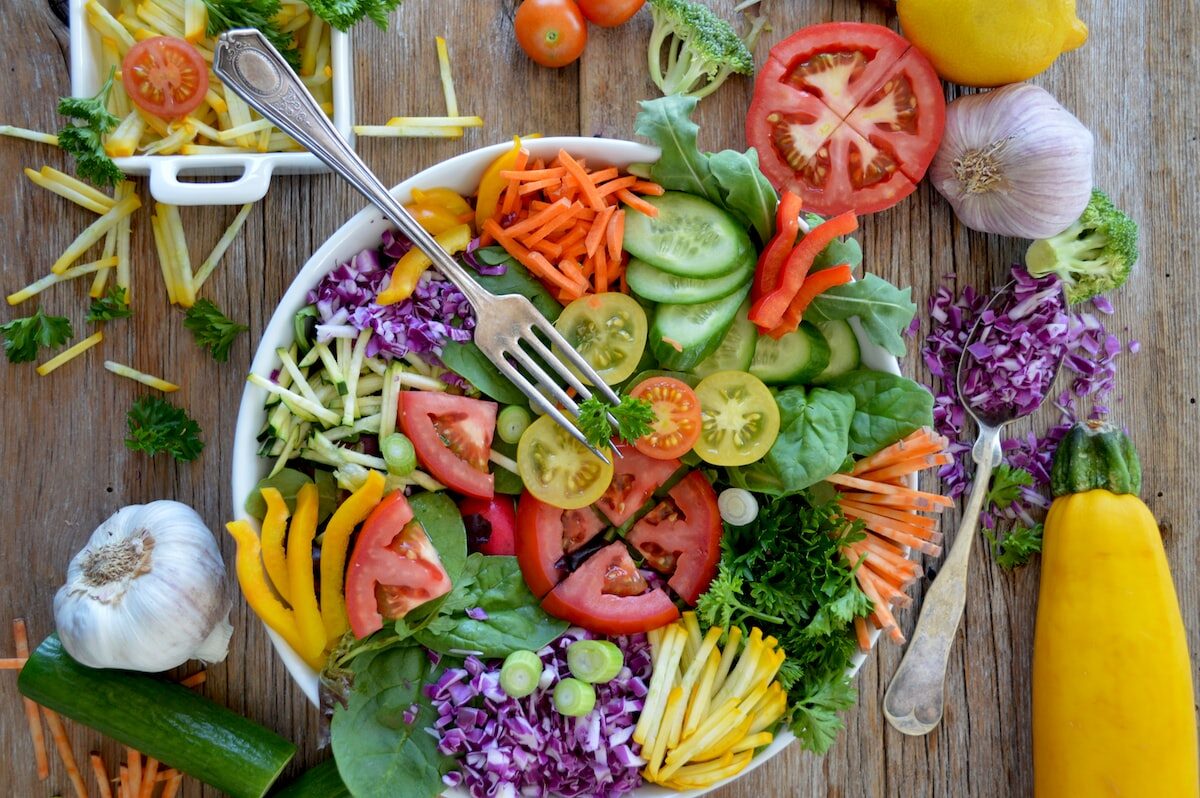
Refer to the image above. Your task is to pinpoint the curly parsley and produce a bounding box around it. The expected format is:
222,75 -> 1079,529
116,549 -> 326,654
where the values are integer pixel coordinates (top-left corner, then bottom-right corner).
57,68 -> 123,188
576,394 -> 655,451
183,298 -> 249,362
985,523 -> 1044,570
86,286 -> 132,324
0,308 -> 73,363
987,464 -> 1034,507
125,396 -> 204,462
307,0 -> 403,30
202,0 -> 301,69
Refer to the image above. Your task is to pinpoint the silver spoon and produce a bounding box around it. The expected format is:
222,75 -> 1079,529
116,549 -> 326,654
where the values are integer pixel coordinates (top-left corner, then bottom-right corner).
883,278 -> 1066,736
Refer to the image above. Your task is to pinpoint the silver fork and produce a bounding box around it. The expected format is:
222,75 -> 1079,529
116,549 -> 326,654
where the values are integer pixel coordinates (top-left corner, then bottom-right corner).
213,29 -> 620,460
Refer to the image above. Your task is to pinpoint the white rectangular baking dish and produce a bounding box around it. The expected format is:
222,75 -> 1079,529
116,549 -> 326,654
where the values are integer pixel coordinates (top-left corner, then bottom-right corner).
69,0 -> 354,205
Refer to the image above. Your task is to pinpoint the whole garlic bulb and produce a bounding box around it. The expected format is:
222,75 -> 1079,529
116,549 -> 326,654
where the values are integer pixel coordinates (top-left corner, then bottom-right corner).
54,501 -> 233,672
929,83 -> 1094,239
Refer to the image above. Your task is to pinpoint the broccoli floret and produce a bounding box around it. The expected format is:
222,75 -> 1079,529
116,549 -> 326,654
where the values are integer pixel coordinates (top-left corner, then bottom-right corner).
647,0 -> 755,100
1025,189 -> 1139,304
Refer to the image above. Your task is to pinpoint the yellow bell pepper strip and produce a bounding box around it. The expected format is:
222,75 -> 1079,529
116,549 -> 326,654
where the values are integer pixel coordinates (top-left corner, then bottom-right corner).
320,470 -> 386,645
412,186 -> 471,216
225,520 -> 313,666
259,487 -> 291,604
405,202 -> 463,235
474,136 -> 525,229
376,223 -> 472,306
286,483 -> 326,665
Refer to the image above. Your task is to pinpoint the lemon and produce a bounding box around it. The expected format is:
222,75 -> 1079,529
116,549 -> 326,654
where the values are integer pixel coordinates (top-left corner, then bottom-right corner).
897,0 -> 1088,87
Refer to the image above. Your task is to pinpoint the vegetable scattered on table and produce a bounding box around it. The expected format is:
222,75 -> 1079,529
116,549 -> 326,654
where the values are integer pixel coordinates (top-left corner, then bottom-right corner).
125,396 -> 204,462
1025,189 -> 1139,304
645,0 -> 755,100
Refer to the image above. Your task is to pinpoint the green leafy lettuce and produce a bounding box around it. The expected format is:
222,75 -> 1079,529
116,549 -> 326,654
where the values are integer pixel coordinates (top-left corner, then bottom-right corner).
805,274 -> 917,357
824,370 -> 934,456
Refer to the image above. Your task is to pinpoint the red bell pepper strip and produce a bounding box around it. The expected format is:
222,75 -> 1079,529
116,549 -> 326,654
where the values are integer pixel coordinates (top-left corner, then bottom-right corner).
749,211 -> 858,329
752,190 -> 803,299
766,264 -> 856,339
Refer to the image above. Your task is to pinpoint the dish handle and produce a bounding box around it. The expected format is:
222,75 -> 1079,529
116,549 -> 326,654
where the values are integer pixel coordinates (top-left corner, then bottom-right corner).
148,155 -> 275,206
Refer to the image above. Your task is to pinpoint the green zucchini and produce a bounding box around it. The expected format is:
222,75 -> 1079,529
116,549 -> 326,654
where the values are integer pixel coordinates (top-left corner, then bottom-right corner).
19,635 -> 296,798
270,759 -> 351,797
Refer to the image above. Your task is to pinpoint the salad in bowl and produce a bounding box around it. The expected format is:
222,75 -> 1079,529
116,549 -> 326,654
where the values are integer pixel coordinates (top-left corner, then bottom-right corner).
229,96 -> 948,798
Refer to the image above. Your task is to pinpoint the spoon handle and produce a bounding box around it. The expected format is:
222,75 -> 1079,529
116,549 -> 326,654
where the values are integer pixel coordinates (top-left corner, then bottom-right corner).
883,424 -> 1003,736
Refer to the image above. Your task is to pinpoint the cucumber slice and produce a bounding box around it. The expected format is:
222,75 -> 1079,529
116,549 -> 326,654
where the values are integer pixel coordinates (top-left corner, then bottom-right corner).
622,191 -> 753,279
650,284 -> 751,372
811,319 -> 861,384
692,300 -> 756,378
625,250 -> 752,305
749,322 -> 831,384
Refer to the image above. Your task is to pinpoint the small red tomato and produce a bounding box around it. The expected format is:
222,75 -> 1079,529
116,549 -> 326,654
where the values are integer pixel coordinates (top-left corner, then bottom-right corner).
576,0 -> 644,26
460,495 -> 518,556
514,0 -> 588,68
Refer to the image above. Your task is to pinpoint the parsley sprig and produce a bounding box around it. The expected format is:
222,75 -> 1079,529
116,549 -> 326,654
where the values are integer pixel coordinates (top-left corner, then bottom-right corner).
307,0 -> 403,30
987,464 -> 1034,507
576,394 -> 655,451
202,0 -> 301,69
86,286 -> 132,323
0,308 -> 73,363
985,523 -> 1044,570
125,396 -> 204,462
183,298 -> 249,362
57,68 -> 123,188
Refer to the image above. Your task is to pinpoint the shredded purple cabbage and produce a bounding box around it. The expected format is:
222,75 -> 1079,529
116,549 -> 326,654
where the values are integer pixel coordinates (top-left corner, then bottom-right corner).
427,628 -> 651,798
462,237 -> 508,277
306,231 -> 476,363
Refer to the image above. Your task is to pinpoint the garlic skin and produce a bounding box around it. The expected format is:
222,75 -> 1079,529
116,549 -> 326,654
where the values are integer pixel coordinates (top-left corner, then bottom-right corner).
929,83 -> 1094,239
54,501 -> 233,672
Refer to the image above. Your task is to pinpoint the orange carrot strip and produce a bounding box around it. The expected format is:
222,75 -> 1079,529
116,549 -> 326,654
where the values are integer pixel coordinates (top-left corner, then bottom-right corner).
162,773 -> 184,798
555,223 -> 590,248
13,620 -> 49,780
558,150 -> 606,211
860,531 -> 914,563
500,167 -> 566,181
825,473 -> 954,507
853,616 -> 873,651
630,180 -> 665,196
616,188 -> 658,217
840,490 -> 949,512
486,220 -> 568,285
857,453 -> 954,483
503,197 -> 571,238
562,241 -> 589,261
586,205 -> 616,259
45,710 -> 87,798
178,670 -> 207,688
120,765 -> 131,798
845,541 -> 916,587
0,656 -> 27,668
528,238 -> 563,259
497,149 -> 530,218
91,753 -> 114,798
139,758 -> 159,798
595,174 -> 638,198
857,572 -> 900,638
127,747 -> 142,797
558,257 -> 590,291
593,245 -> 608,294
841,499 -> 937,529
587,167 -> 619,184
841,505 -> 942,541
518,177 -> 564,196
606,208 -> 624,261
860,565 -> 912,607
156,768 -> 179,782
527,252 -> 584,294
522,203 -> 581,245
850,429 -> 941,474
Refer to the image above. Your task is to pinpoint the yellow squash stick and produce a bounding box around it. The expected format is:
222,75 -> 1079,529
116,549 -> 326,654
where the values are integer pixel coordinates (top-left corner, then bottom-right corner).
52,195 -> 141,274
36,332 -> 103,376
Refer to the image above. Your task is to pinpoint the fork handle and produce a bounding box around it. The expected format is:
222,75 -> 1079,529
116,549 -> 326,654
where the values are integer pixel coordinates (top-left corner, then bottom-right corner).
212,29 -> 489,308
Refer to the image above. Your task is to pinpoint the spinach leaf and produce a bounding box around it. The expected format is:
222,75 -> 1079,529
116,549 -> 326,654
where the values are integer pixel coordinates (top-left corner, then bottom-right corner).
470,248 -> 562,321
632,95 -> 722,204
824,370 -> 934,456
414,556 -> 568,657
810,236 -> 863,273
708,148 -> 778,243
728,387 -> 854,495
408,491 -> 467,586
330,644 -> 454,798
805,274 -> 916,357
244,467 -> 338,523
440,340 -> 528,405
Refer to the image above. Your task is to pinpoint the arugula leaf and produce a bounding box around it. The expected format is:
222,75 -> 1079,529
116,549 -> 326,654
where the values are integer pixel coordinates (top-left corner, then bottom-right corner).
125,396 -> 204,461
307,0 -> 403,30
707,147 -> 778,242
57,69 -> 123,188
805,274 -> 917,357
576,394 -> 655,451
985,523 -> 1044,570
183,298 -> 249,362
987,464 -> 1034,508
86,286 -> 132,323
0,308 -> 73,363
824,370 -> 934,456
202,0 -> 300,68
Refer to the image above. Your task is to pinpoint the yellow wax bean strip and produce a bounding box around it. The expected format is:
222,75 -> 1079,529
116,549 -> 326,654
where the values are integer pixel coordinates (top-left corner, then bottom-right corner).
683,649 -> 720,739
52,195 -> 141,274
0,125 -> 58,145
36,332 -> 104,376
633,624 -> 685,747
729,732 -> 773,755
644,686 -> 683,782
710,625 -> 742,696
103,361 -> 179,392
23,167 -> 113,215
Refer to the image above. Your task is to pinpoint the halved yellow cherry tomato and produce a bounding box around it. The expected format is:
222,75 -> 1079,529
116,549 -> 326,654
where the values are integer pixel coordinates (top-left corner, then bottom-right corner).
692,370 -> 780,466
517,414 -> 614,510
553,293 -> 648,386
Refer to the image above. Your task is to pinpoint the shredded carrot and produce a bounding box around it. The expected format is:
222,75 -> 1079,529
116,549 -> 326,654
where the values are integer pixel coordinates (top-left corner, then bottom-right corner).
558,257 -> 589,291
523,202 -> 582,245
156,768 -> 179,782
558,150 -> 606,211
0,656 -> 27,669
826,473 -> 954,507
138,758 -> 159,798
91,752 -> 114,798
500,167 -> 566,181
127,748 -> 142,798
840,499 -> 937,529
593,245 -> 608,294
120,765 -> 131,798
596,174 -> 639,198
839,504 -> 941,541
504,197 -> 571,238
850,428 -> 945,474
630,180 -> 665,195
616,188 -> 658,217
161,772 -> 184,798
178,670 -> 207,688
518,177 -> 564,196
856,453 -> 954,483
13,620 -> 49,780
587,167 -> 620,184
586,205 -> 616,259
853,616 -> 873,651
45,709 -> 87,798
606,208 -> 625,262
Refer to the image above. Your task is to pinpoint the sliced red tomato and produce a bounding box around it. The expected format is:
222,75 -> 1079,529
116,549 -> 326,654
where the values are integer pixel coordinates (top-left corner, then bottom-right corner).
541,542 -> 680,634
629,377 -> 703,460
345,492 -> 453,638
515,493 -> 607,598
594,444 -> 679,526
399,392 -> 497,498
460,495 -> 517,556
746,23 -> 946,216
627,472 -> 722,604
121,37 -> 208,120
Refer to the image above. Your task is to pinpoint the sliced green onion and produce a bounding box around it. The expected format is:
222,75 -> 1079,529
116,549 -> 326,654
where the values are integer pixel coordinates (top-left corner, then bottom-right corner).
497,405 -> 533,444
499,650 -> 544,699
381,433 -> 417,476
552,677 -> 596,717
566,640 -> 624,684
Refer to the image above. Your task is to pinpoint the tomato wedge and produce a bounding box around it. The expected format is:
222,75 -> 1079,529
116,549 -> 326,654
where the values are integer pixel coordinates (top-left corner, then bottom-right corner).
345,492 -> 453,638
627,472 -> 721,603
746,23 -> 945,216
399,392 -> 496,498
121,37 -> 208,120
629,377 -> 703,461
541,542 -> 680,634
461,495 -> 517,556
594,444 -> 680,526
516,493 -> 607,597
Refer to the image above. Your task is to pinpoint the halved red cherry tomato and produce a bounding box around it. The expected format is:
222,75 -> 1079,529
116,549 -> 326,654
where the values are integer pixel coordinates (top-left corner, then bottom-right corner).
627,472 -> 722,604
541,542 -> 680,634
461,495 -> 517,556
746,23 -> 945,216
121,36 -> 208,120
516,493 -> 607,598
629,377 -> 703,460
399,392 -> 496,498
345,492 -> 453,638
594,444 -> 679,526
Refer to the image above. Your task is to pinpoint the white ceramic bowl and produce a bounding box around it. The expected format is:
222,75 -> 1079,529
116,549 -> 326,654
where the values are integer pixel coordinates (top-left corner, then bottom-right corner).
231,137 -> 900,797
70,0 -> 354,205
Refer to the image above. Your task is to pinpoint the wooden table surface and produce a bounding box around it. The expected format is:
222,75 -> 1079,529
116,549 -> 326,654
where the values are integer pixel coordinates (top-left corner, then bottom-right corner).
2,0 -> 1196,795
